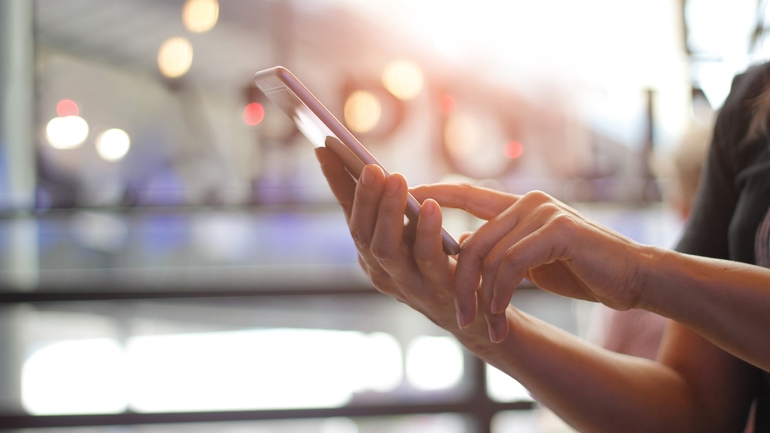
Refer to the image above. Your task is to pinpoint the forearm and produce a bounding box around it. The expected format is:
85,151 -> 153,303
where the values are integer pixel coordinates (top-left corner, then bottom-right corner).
449,309 -> 701,433
639,247 -> 770,371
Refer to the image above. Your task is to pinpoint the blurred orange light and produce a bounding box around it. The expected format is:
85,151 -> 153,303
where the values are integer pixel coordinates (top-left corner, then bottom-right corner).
444,113 -> 481,161
183,0 -> 219,33
439,95 -> 457,115
344,90 -> 382,134
158,37 -> 193,78
243,102 -> 265,126
56,99 -> 79,117
382,60 -> 424,100
505,140 -> 524,159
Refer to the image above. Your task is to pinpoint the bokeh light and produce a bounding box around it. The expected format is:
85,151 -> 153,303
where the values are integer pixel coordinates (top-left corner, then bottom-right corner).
96,128 -> 131,162
505,140 -> 524,159
382,60 -> 424,100
405,336 -> 464,391
182,0 -> 219,33
443,111 -> 511,178
242,102 -> 265,126
158,37 -> 193,78
344,90 -> 381,134
22,339 -> 128,415
439,95 -> 457,115
46,115 -> 89,150
444,113 -> 482,161
486,364 -> 533,403
125,329 -> 402,412
56,99 -> 79,117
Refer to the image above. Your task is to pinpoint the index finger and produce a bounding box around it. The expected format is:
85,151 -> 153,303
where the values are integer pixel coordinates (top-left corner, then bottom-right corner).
453,200 -> 527,328
410,183 -> 519,220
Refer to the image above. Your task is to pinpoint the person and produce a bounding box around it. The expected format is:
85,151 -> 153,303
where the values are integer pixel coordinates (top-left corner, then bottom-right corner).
315,61 -> 770,432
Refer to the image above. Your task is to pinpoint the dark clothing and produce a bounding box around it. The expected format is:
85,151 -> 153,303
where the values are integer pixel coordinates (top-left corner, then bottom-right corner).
676,62 -> 770,432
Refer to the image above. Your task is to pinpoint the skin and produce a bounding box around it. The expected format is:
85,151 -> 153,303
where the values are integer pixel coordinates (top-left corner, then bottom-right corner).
315,147 -> 765,432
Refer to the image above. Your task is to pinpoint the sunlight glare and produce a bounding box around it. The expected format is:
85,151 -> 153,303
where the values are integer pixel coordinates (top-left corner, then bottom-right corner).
486,364 -> 533,402
406,336 -> 464,391
126,329 -> 402,412
22,339 -> 128,415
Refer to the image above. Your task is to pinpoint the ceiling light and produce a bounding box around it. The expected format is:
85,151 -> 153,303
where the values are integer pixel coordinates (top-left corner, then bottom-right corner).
344,90 -> 382,134
158,37 -> 193,79
382,60 -> 424,100
183,0 -> 219,33
96,129 -> 131,162
46,115 -> 89,150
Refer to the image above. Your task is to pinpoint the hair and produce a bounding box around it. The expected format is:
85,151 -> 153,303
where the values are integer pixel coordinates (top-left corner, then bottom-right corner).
747,67 -> 770,141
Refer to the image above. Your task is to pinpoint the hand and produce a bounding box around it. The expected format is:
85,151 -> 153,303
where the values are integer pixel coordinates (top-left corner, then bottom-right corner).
314,147 -> 460,330
410,184 -> 649,342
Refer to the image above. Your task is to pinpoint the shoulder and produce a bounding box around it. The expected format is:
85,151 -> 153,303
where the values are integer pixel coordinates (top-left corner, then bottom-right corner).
711,63 -> 770,159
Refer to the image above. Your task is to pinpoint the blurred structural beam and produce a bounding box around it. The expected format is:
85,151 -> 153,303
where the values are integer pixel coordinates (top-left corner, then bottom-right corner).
0,0 -> 37,416
0,399 -> 534,430
1,0 -> 36,209
0,0 -> 39,290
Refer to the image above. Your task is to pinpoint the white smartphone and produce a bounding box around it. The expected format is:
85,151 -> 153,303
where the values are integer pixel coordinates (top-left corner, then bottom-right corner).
253,66 -> 460,255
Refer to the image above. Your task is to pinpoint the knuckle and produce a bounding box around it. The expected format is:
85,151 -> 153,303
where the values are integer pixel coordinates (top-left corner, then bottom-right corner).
460,234 -> 482,256
549,211 -> 578,232
370,242 -> 397,263
481,252 -> 499,270
522,190 -> 551,204
350,228 -> 370,250
502,246 -> 520,265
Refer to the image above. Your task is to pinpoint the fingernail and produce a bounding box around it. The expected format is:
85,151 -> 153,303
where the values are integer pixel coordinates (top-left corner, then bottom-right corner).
385,175 -> 400,195
456,308 -> 469,329
488,322 -> 499,343
422,199 -> 436,216
361,165 -> 375,186
487,316 -> 506,343
456,300 -> 471,329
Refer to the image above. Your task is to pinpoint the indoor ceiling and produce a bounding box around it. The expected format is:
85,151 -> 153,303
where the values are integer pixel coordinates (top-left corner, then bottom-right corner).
33,0 -> 384,94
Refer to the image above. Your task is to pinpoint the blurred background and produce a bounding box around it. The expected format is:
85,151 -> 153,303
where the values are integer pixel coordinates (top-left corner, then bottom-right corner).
0,0 -> 767,432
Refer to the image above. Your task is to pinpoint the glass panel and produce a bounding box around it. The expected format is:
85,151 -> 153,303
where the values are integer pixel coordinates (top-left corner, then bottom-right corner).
0,204 -> 683,292
0,288 -> 584,417
0,295 -> 477,416
0,209 -> 363,292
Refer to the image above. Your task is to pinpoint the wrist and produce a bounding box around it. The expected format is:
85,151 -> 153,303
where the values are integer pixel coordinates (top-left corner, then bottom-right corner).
631,244 -> 670,313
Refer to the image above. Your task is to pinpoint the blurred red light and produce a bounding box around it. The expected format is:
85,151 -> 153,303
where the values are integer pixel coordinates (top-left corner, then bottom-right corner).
56,99 -> 79,117
439,95 -> 457,115
505,140 -> 523,159
243,102 -> 265,126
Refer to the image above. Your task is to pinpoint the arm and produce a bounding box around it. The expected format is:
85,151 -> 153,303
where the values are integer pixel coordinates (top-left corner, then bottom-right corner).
641,247 -> 770,372
315,147 -> 756,433
413,182 -> 770,372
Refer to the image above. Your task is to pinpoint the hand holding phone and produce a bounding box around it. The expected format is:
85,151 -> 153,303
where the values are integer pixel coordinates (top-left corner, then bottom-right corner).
254,66 -> 460,255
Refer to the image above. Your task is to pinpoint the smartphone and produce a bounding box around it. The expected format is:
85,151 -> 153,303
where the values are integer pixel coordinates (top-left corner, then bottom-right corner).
253,66 -> 460,255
